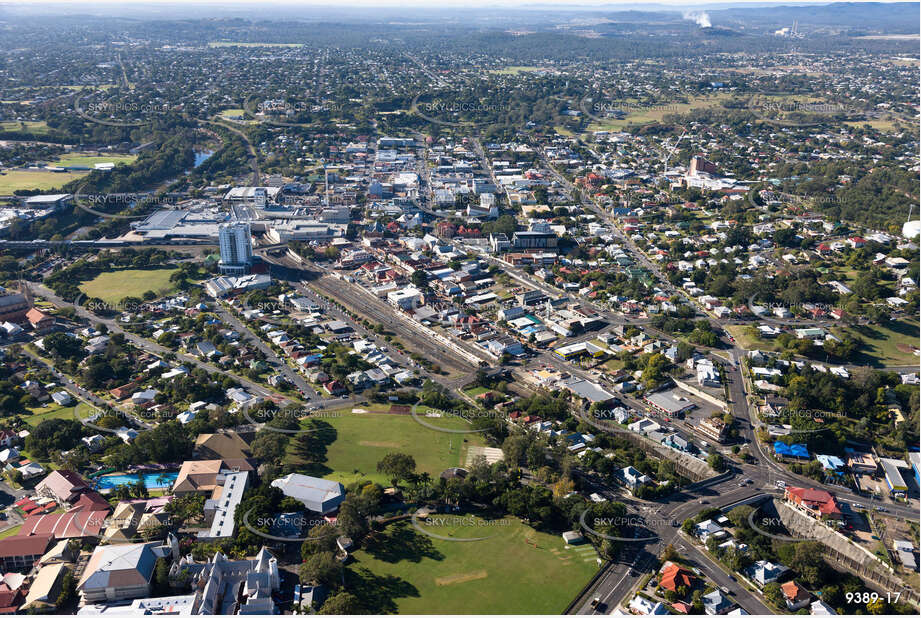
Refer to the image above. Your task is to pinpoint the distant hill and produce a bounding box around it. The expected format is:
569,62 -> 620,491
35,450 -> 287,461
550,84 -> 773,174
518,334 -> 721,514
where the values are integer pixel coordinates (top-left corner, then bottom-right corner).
710,2 -> 920,33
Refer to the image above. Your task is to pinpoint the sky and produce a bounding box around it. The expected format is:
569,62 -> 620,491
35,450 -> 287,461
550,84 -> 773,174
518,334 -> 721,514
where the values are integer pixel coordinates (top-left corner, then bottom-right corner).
4,0 -> 906,6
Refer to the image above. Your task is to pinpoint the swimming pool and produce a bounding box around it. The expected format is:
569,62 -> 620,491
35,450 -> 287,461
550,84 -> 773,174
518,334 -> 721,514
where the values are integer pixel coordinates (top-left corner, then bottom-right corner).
95,471 -> 178,490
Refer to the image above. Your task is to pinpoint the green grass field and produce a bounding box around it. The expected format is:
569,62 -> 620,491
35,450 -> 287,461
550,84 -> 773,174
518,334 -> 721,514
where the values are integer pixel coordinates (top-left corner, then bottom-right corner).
0,170 -> 86,192
837,318 -> 920,366
0,525 -> 22,540
52,154 -> 137,168
285,408 -> 485,486
79,267 -> 179,304
462,386 -> 491,398
0,121 -> 51,134
22,402 -> 92,427
725,324 -> 782,354
217,109 -> 257,125
346,516 -> 599,613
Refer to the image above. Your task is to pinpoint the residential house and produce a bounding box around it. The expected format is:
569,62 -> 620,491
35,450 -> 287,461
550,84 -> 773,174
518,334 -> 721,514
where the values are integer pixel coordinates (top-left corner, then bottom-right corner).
618,466 -> 651,490
25,308 -> 54,333
659,561 -> 696,592
702,589 -> 733,615
781,581 -> 811,611
810,599 -> 837,615
628,595 -> 668,615
694,519 -> 727,543
744,560 -> 789,587
50,391 -> 72,406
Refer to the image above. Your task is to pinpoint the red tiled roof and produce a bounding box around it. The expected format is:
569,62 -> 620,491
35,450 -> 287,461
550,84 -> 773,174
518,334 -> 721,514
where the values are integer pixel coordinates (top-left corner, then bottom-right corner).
660,562 -> 695,592
25,308 -> 52,326
781,580 -> 809,602
786,486 -> 841,516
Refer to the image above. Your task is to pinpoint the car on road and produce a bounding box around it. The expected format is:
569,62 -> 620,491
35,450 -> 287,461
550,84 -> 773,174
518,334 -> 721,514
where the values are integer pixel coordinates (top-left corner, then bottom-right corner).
775,480 -> 786,489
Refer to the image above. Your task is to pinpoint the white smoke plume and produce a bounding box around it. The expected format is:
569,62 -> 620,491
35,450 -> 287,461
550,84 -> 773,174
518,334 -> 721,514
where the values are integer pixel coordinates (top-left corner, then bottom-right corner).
683,11 -> 712,28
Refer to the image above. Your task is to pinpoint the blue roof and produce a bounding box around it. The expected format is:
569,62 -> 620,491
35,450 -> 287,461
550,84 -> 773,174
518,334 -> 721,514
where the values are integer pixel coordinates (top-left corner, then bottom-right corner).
816,454 -> 845,470
790,444 -> 810,459
774,442 -> 792,456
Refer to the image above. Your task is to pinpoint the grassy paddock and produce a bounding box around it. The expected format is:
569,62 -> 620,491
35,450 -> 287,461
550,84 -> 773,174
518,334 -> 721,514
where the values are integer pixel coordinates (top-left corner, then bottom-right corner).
78,267 -> 180,305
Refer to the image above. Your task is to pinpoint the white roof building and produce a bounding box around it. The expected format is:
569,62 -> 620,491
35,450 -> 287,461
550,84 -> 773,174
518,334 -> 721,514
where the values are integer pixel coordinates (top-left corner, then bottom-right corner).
270,473 -> 345,514
810,599 -> 837,615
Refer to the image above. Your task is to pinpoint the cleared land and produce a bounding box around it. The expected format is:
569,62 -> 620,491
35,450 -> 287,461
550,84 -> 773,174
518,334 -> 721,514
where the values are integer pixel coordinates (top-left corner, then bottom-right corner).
78,267 -> 179,304
345,516 -> 599,613
285,407 -> 485,486
0,170 -> 85,192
